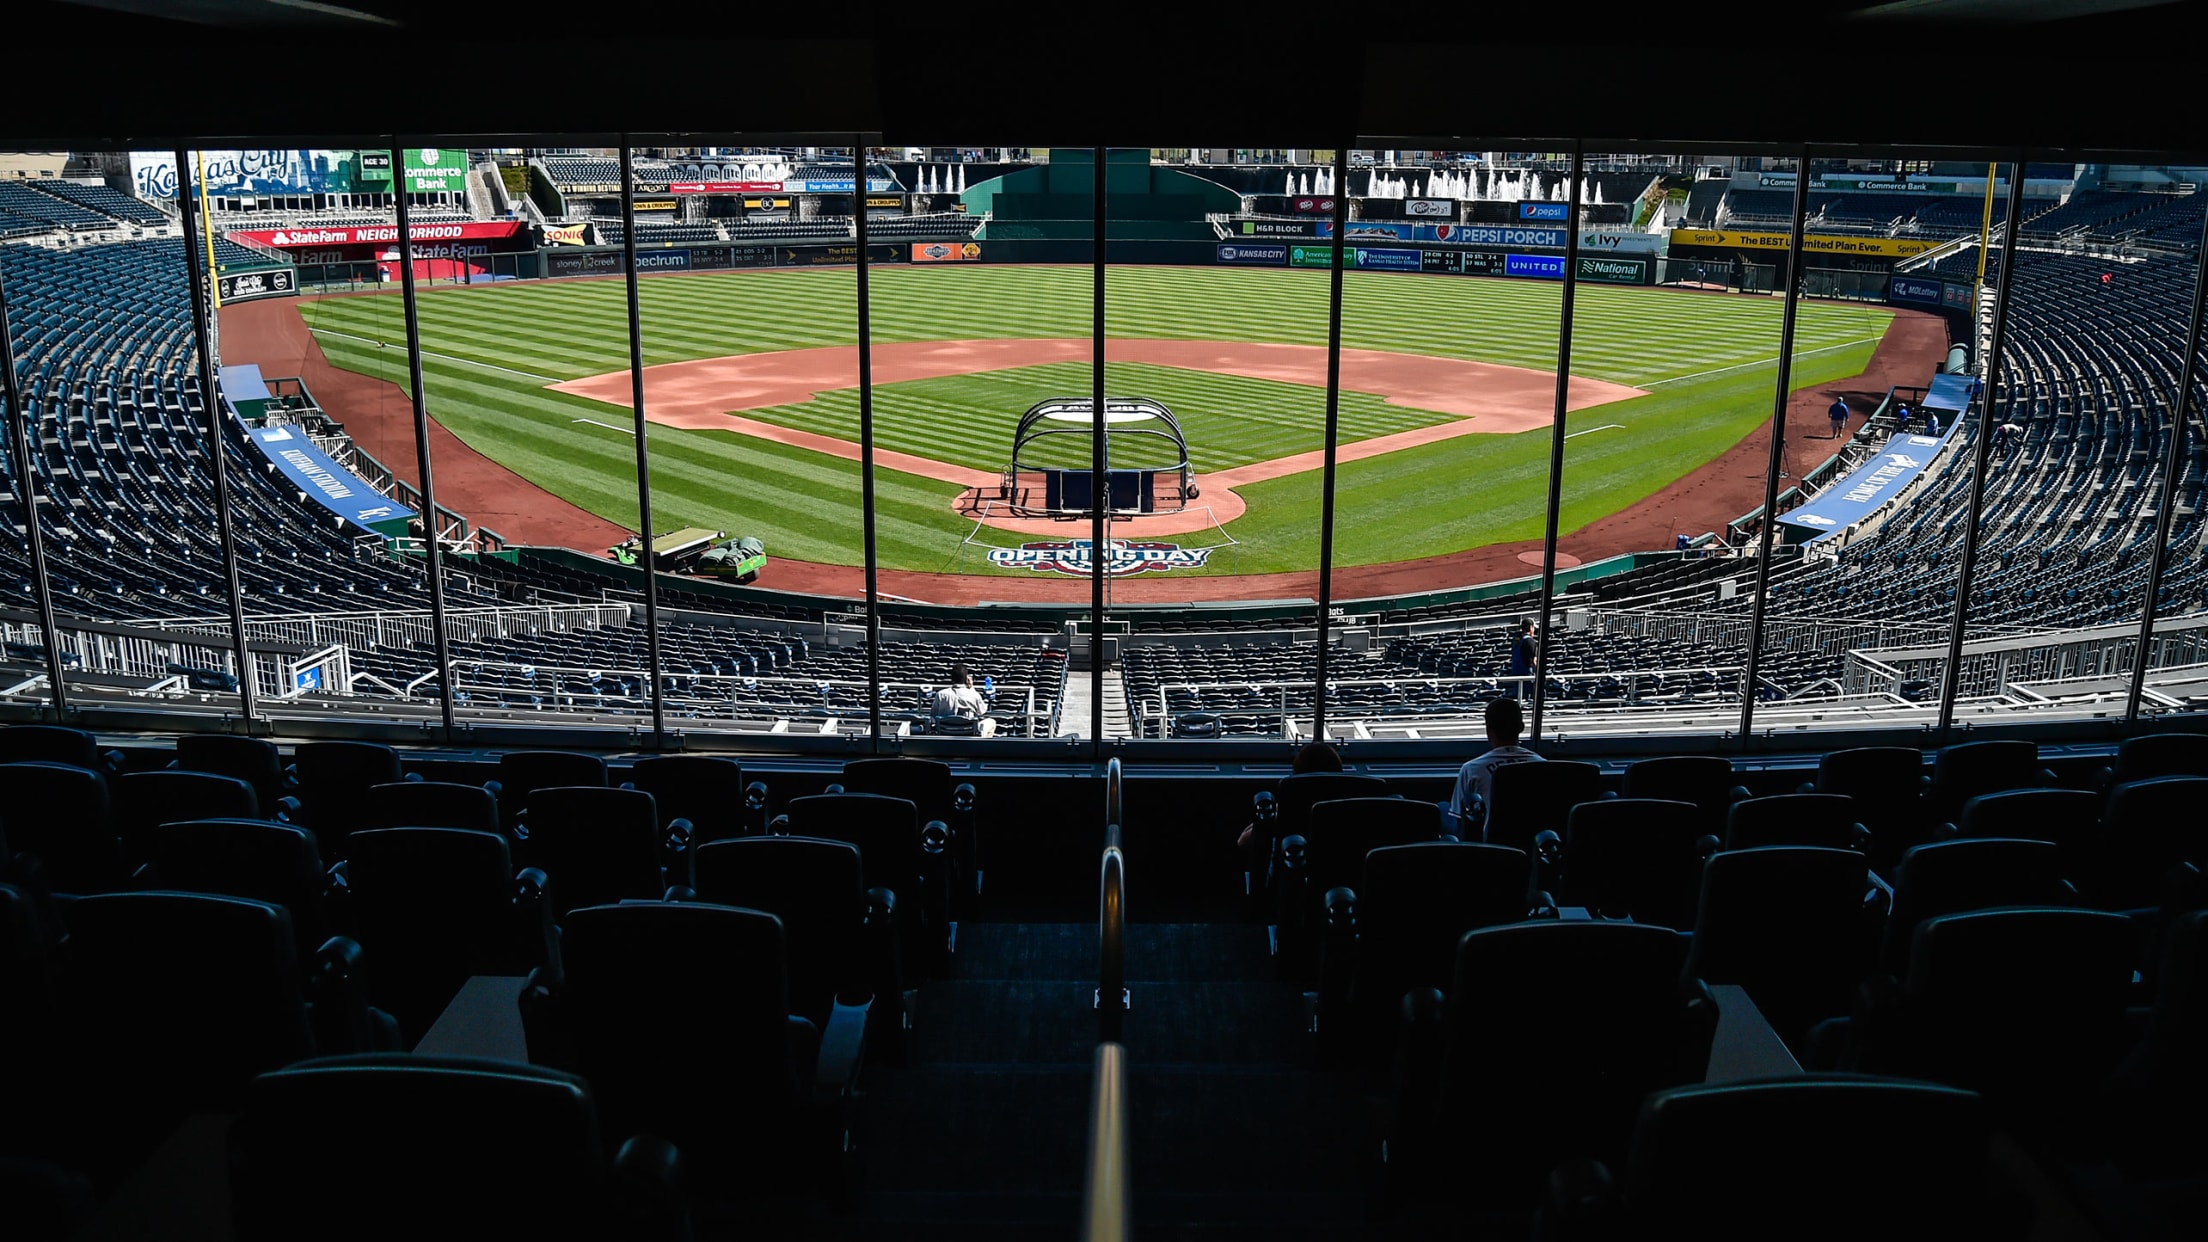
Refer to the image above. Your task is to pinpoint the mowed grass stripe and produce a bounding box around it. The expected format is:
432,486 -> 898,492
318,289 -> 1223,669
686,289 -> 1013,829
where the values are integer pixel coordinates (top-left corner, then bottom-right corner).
306,264 -> 1894,575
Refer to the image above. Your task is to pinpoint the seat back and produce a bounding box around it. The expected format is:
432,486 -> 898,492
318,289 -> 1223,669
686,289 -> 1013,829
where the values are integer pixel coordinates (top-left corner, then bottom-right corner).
1302,797 -> 1442,894
2110,732 -> 2208,785
628,754 -> 747,844
0,724 -> 104,769
1560,798 -> 1707,929
1623,1076 -> 1993,1237
1484,760 -> 1603,852
0,761 -> 119,893
839,757 -> 953,823
785,793 -> 921,896
343,827 -> 528,1040
1444,921 -> 1712,1190
1271,773 -> 1390,843
61,892 -> 315,1109
693,836 -> 865,1022
174,735 -> 286,807
1926,739 -> 2043,821
1814,747 -> 1925,863
2095,775 -> 2208,908
520,786 -> 667,916
546,903 -> 796,1152
290,742 -> 403,857
1621,755 -> 1736,822
1955,788 -> 2098,847
498,750 -> 609,797
362,781 -> 500,834
122,819 -> 327,942
1354,842 -> 1531,1009
114,770 -> 260,836
230,1054 -> 613,1240
1684,847 -> 1871,1037
1882,838 -> 2076,977
1726,793 -> 1860,851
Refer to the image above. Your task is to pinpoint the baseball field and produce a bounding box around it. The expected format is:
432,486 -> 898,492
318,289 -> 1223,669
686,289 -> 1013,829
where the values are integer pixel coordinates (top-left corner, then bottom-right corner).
288,264 -> 1895,584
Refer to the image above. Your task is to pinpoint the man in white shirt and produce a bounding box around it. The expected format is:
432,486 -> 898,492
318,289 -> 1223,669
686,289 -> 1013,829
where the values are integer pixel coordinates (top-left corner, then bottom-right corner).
1446,698 -> 1544,840
930,662 -> 995,736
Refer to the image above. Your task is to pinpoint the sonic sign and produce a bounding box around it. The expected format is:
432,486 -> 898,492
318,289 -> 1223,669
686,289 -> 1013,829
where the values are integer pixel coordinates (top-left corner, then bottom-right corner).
989,538 -> 1212,576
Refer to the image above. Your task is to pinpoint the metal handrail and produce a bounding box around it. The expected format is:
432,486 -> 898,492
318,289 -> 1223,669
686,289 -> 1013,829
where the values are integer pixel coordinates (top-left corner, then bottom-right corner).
1103,755 -> 1122,852
1080,1042 -> 1129,1242
1098,756 -> 1126,1043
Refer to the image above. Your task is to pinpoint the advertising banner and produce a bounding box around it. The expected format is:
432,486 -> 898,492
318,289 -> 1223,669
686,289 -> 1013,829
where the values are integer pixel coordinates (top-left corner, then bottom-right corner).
402,147 -> 468,194
540,223 -> 589,246
791,176 -> 898,193
1577,230 -> 1665,255
865,195 -> 903,209
911,241 -> 982,263
1215,242 -> 1287,266
1776,423 -> 1958,542
1668,228 -> 1941,258
130,148 -> 386,199
631,198 -> 678,211
1506,253 -> 1566,279
1576,255 -> 1649,284
1236,219 -> 1319,238
246,426 -> 415,533
1457,224 -> 1570,248
358,151 -> 393,183
1943,282 -> 1976,310
231,221 -> 526,248
1405,198 -> 1454,217
670,180 -> 784,194
1291,196 -> 1338,216
987,538 -> 1211,576
1289,244 -> 1335,269
632,249 -> 692,272
791,244 -> 903,266
1888,276 -> 1945,305
1351,247 -> 1421,272
216,268 -> 297,302
1519,201 -> 1571,221
546,249 -> 625,278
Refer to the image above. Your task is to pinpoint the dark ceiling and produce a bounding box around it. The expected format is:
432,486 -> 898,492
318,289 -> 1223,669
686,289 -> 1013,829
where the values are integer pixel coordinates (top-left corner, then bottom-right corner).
10,0 -> 2201,157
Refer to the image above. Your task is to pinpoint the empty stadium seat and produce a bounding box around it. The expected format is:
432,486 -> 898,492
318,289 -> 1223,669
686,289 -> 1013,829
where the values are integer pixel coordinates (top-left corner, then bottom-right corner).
1484,760 -> 1604,854
1684,846 -> 1876,1044
518,786 -> 684,916
1550,797 -> 1714,930
627,754 -> 765,845
1725,793 -> 1867,852
361,780 -> 501,835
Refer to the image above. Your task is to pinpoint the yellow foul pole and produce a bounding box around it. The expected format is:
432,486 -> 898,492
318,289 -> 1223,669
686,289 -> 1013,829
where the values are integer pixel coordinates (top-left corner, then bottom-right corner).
198,151 -> 221,311
1974,161 -> 1997,290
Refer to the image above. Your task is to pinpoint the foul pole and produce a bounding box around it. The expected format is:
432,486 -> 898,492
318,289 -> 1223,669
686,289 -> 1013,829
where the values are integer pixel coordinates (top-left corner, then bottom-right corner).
1974,161 -> 1997,290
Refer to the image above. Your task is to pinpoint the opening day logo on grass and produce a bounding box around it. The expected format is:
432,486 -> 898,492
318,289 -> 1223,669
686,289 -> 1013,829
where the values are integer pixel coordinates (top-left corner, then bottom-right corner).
988,539 -> 1211,576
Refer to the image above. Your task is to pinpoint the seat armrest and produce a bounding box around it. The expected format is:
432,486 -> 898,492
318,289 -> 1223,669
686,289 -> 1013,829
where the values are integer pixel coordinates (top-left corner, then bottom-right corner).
1278,833 -> 1308,873
744,781 -> 769,835
814,996 -> 872,1106
2095,764 -> 2115,793
1251,789 -> 1277,822
1391,987 -> 1447,1162
130,860 -> 159,887
1323,885 -> 1356,926
275,794 -> 302,822
768,813 -> 790,836
661,884 -> 696,902
1538,1159 -> 1619,1242
101,748 -> 125,774
1695,833 -> 1723,861
953,782 -> 976,814
611,1134 -> 689,1241
306,934 -> 377,1054
921,819 -> 950,857
618,780 -> 635,791
1931,820 -> 1959,842
404,770 -> 425,782
1726,784 -> 1751,804
824,782 -> 845,796
864,886 -> 905,1021
1795,779 -> 1816,795
1849,822 -> 1872,854
2039,767 -> 2058,786
1529,890 -> 1559,919
1533,829 -> 1563,866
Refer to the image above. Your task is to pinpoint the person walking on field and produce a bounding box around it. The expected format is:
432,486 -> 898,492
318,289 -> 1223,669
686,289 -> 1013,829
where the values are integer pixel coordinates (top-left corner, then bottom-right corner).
1827,395 -> 1850,439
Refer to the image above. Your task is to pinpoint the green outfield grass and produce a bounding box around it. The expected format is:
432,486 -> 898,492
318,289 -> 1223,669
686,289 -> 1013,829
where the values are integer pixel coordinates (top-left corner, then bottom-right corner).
299,264 -> 1889,576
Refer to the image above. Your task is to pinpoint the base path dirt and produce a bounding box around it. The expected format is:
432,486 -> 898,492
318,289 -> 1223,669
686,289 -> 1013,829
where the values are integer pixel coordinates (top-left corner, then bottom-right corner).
550,337 -> 1644,538
218,298 -> 631,551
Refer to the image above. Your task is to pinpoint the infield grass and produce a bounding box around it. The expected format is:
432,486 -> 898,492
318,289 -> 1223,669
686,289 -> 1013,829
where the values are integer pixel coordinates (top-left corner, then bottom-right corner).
300,264 -> 1889,575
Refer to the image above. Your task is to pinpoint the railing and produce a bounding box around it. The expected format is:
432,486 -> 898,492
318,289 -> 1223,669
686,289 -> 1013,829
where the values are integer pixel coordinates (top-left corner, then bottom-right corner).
1149,666 -> 1755,737
1080,1043 -> 1129,1242
1097,756 -> 1126,1042
130,602 -> 634,657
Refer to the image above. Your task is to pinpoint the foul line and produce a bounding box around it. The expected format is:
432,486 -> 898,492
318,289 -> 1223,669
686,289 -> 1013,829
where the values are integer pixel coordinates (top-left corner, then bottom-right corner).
309,328 -> 563,384
1633,335 -> 1889,388
571,418 -> 636,436
1564,423 -> 1623,439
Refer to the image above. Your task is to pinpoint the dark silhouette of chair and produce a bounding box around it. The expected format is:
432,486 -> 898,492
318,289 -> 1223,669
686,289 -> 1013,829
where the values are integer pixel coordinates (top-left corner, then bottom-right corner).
782,792 -> 948,971
1684,846 -> 1875,1043
1569,1076 -> 2009,1240
1725,793 -> 1867,852
1315,841 -> 1537,1064
361,780 -> 501,835
172,736 -> 292,815
1950,787 -> 2099,850
1803,746 -> 1925,870
1923,740 -> 2052,827
0,725 -> 119,772
335,827 -> 558,1044
838,758 -> 975,895
1248,772 -> 1391,898
229,1054 -> 688,1240
2108,908 -> 2208,1176
1391,920 -> 1716,1206
519,786 -> 681,917
521,902 -> 860,1194
693,835 -> 900,1041
121,819 -> 334,956
0,762 -> 120,894
1277,796 -> 1443,971
628,754 -> 766,845
1877,838 -> 2078,981
1552,798 -> 1714,930
288,742 -> 403,860
2099,732 -> 2208,790
1621,755 -> 1745,832
494,750 -> 608,834
2087,776 -> 2208,911
1484,760 -> 1604,854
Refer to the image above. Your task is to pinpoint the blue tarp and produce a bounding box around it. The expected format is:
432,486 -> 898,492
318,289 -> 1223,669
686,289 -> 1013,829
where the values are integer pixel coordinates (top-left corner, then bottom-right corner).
1922,372 -> 1979,413
1776,420 -> 1960,542
219,363 -> 272,404
246,425 -> 415,532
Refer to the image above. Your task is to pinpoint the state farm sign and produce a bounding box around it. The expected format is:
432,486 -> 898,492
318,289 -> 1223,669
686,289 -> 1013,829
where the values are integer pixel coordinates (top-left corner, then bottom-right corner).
228,221 -> 527,248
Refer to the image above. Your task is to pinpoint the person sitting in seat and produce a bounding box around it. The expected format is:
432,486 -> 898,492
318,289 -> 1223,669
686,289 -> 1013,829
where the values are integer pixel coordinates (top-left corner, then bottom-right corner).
930,662 -> 996,737
1446,698 -> 1544,840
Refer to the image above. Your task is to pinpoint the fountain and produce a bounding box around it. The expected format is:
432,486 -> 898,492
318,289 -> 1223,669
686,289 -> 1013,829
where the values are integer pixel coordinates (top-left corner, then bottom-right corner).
1284,171 -> 1295,196
956,164 -> 966,193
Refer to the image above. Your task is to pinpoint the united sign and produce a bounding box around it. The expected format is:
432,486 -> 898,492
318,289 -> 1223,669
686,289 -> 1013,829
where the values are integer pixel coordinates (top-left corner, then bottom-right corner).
988,538 -> 1211,576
